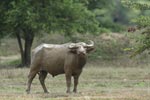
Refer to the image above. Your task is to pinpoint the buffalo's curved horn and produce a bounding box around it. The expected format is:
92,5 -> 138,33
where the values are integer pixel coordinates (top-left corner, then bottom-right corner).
68,43 -> 77,49
86,40 -> 94,47
77,42 -> 86,46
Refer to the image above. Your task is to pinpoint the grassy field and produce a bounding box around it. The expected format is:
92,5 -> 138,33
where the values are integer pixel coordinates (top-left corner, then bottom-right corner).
1,36 -> 150,100
0,65 -> 150,100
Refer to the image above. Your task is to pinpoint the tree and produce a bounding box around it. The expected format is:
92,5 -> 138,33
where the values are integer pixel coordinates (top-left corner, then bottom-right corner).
1,0 -> 99,67
0,1 -> 9,41
84,0 -> 129,32
122,0 -> 150,56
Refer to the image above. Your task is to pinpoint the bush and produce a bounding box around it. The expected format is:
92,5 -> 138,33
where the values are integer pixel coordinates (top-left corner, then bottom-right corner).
89,33 -> 130,60
99,21 -> 126,32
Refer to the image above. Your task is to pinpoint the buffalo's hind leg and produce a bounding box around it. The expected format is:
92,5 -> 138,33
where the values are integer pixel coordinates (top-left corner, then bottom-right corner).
39,71 -> 49,93
26,70 -> 37,94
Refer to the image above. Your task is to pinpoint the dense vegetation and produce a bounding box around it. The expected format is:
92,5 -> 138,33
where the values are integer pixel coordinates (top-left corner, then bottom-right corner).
122,0 -> 150,57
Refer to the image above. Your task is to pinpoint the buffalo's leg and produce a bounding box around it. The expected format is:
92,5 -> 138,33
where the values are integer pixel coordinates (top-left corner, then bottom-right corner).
38,71 -> 48,93
73,75 -> 80,93
26,70 -> 37,94
65,73 -> 72,93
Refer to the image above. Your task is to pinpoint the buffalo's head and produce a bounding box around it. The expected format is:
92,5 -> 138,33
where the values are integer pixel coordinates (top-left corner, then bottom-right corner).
68,40 -> 95,56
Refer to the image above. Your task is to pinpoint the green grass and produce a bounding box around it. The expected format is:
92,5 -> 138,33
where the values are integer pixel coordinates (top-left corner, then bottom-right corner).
0,65 -> 150,100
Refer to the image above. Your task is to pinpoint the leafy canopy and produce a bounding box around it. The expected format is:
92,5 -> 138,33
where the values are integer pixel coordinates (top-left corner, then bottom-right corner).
122,0 -> 150,56
4,0 -> 99,37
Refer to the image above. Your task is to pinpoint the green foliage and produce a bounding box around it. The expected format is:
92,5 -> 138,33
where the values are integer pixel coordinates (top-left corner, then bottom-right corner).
52,0 -> 99,35
1,0 -> 139,38
122,0 -> 150,27
1,0 -> 146,38
122,0 -> 150,10
1,0 -> 99,38
122,0 -> 150,56
131,28 -> 150,57
0,1 -> 9,39
99,20 -> 125,32
132,16 -> 150,27
87,0 -> 128,32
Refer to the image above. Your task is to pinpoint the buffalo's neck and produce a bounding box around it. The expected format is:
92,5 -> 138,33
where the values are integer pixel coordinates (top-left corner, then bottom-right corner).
77,55 -> 87,69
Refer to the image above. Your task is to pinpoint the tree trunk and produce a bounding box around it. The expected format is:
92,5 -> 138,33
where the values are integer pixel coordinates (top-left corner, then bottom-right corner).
24,31 -> 34,67
16,32 -> 25,66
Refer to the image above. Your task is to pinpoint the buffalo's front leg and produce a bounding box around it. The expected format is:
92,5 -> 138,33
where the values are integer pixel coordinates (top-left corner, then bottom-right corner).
73,75 -> 79,93
26,70 -> 37,94
65,73 -> 72,93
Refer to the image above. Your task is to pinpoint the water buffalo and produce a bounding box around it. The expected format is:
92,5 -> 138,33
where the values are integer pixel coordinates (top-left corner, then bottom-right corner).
26,40 -> 94,94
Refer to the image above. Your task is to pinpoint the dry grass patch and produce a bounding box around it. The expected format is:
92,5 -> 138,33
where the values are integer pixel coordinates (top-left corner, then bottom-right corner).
0,66 -> 150,100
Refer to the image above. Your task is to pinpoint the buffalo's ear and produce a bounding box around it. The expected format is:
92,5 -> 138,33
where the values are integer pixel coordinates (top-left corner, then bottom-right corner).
68,43 -> 78,54
86,47 -> 95,53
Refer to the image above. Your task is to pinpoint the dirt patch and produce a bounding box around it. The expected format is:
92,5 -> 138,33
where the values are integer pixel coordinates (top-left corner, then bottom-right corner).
0,91 -> 149,100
